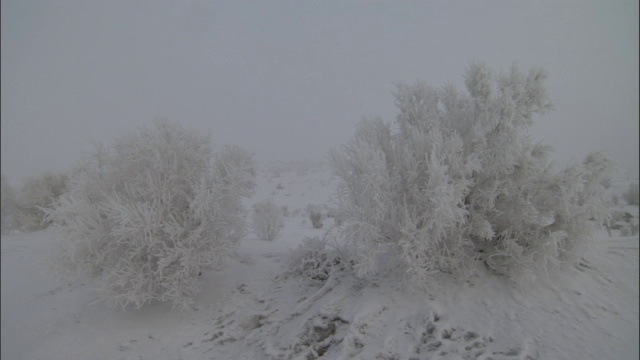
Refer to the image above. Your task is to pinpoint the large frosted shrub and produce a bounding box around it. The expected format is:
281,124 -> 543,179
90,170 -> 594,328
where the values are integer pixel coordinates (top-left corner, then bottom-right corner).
331,62 -> 614,284
252,198 -> 284,241
45,119 -> 256,310
13,171 -> 68,231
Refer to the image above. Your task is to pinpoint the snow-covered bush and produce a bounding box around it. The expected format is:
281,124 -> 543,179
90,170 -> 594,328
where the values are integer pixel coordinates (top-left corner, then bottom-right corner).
611,211 -> 633,223
307,204 -> 323,229
331,62 -> 614,284
1,174 -> 17,233
326,208 -> 343,226
611,195 -> 619,206
13,171 -> 68,231
44,119 -> 256,310
213,144 -> 257,199
287,235 -> 351,284
620,221 -> 639,236
212,144 -> 257,242
252,198 -> 284,241
622,183 -> 639,205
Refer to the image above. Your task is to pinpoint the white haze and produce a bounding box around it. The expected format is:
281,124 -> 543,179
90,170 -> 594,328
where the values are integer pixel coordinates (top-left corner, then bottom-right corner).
1,0 -> 638,184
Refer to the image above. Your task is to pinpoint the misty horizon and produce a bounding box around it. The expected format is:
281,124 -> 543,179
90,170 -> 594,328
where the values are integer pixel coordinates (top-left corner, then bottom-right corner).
2,0 -> 638,184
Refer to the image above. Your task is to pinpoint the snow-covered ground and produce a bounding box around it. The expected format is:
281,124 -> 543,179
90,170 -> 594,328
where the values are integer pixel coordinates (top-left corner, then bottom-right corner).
1,166 -> 638,360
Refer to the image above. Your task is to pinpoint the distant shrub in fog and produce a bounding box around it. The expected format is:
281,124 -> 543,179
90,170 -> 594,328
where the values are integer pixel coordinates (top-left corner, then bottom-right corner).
326,208 -> 343,226
307,204 -> 323,229
622,183 -> 639,205
45,119 -> 256,310
331,61 -> 615,285
252,198 -> 284,241
13,171 -> 68,231
265,160 -> 327,178
1,174 -> 17,234
620,221 -> 639,236
611,195 -> 619,206
213,144 -> 258,199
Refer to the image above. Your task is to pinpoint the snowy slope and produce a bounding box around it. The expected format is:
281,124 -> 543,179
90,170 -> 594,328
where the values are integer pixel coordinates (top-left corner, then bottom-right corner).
1,167 -> 638,360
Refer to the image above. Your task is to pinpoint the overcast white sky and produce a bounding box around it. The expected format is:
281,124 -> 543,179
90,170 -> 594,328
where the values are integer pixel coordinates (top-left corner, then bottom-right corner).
2,0 -> 638,184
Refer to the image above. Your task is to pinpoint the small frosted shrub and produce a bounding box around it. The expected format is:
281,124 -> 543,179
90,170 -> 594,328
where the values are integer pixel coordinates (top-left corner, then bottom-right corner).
14,171 -> 68,231
287,236 -> 350,284
252,198 -> 284,241
307,205 -> 323,229
212,144 -> 257,242
1,174 -> 17,234
326,208 -> 343,226
611,195 -> 619,206
45,119 -> 256,310
213,144 -> 257,199
620,221 -> 639,236
622,183 -> 639,205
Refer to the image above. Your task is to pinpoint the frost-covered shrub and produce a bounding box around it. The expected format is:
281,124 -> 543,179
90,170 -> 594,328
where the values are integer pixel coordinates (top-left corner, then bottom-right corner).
1,174 -> 17,234
326,208 -> 343,226
331,62 -> 614,284
307,205 -> 323,229
212,144 -> 257,242
605,211 -> 635,237
287,236 -> 351,284
213,144 -> 257,199
44,119 -> 256,310
252,198 -> 284,241
609,211 -> 633,224
620,221 -> 639,236
622,183 -> 639,205
13,171 -> 68,231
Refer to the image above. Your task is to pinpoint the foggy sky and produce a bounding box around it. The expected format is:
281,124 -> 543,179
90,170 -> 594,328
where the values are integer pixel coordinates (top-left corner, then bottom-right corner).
2,0 -> 638,184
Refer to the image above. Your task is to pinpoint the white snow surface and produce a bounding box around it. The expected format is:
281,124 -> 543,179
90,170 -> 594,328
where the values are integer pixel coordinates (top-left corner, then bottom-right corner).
2,167 -> 638,360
